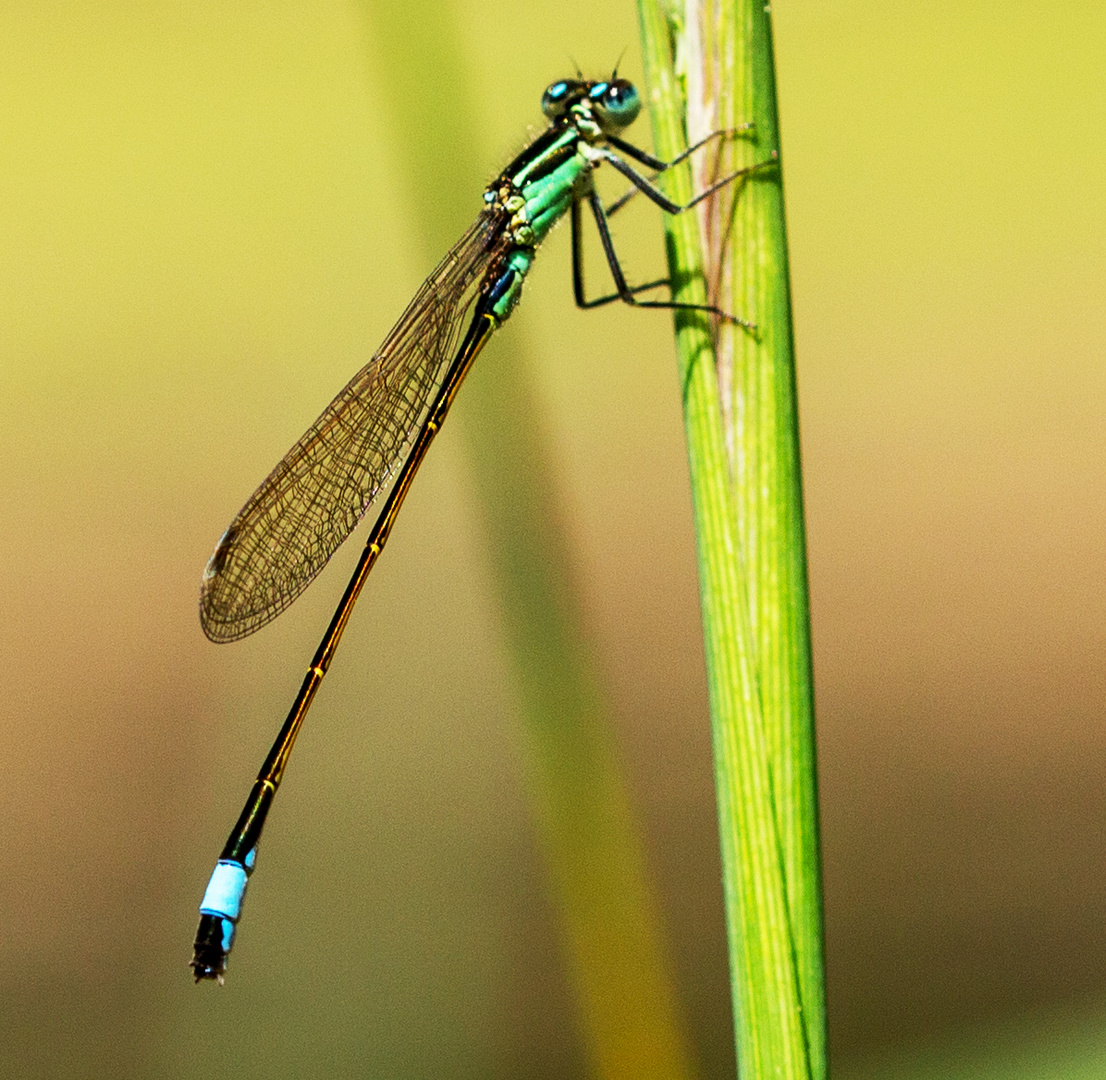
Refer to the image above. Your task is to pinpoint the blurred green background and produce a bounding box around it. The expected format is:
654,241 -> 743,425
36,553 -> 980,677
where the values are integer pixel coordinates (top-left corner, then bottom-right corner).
3,1 -> 1106,1077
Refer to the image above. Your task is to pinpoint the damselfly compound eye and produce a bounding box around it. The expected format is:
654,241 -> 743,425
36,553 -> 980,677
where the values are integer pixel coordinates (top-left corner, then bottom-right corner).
541,80 -> 576,119
592,79 -> 640,129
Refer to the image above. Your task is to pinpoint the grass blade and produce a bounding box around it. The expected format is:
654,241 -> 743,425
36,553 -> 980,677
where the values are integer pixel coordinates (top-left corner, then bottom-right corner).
637,0 -> 827,1076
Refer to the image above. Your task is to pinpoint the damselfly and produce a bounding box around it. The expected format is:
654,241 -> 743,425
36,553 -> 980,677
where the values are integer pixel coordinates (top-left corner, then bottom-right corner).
192,74 -> 773,982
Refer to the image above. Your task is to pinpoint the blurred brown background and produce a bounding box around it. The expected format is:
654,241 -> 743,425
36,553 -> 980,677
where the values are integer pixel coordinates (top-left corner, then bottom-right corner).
2,1 -> 1104,1078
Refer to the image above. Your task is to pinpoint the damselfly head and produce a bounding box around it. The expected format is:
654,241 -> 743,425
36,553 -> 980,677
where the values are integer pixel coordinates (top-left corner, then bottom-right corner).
541,77 -> 641,132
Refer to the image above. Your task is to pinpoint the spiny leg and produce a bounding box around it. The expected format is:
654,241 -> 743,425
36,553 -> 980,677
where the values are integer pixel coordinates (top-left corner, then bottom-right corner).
600,149 -> 777,217
572,190 -> 755,329
571,198 -> 669,310
606,125 -> 753,174
604,125 -> 757,218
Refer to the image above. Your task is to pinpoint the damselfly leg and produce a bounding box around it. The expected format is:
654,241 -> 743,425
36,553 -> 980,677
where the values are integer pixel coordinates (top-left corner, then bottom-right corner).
573,138 -> 778,328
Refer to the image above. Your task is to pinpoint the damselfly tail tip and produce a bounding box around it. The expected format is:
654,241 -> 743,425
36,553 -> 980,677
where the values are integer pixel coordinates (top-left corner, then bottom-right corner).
190,953 -> 226,984
191,913 -> 231,984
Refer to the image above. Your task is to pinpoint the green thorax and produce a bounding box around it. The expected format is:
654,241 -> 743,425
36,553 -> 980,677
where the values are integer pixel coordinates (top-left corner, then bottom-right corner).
485,125 -> 595,249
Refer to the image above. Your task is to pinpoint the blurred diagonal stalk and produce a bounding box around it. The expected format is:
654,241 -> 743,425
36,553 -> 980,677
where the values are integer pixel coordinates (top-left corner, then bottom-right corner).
356,4 -> 697,1078
637,0 -> 826,1077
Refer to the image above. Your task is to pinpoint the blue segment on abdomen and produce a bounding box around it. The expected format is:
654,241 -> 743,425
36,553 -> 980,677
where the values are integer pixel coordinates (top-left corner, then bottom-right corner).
488,249 -> 535,323
199,858 -> 250,921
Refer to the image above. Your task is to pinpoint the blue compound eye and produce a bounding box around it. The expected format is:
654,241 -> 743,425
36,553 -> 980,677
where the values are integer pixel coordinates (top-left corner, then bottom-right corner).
541,80 -> 576,119
593,79 -> 640,129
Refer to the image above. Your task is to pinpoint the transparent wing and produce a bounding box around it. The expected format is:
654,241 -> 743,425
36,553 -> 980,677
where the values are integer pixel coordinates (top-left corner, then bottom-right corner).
200,210 -> 506,643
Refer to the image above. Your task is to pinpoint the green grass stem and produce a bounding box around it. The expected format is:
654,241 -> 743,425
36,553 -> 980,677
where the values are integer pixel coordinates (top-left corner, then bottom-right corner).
636,1 -> 827,1077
